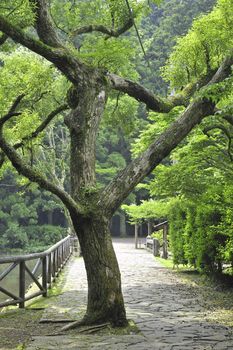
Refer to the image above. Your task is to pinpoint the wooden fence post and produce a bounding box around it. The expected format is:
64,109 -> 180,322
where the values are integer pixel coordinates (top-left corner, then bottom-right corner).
42,256 -> 47,297
19,261 -> 25,308
48,253 -> 52,288
162,223 -> 168,259
135,223 -> 139,249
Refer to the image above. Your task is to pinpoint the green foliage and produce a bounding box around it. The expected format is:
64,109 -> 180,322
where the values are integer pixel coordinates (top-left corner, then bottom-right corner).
162,0 -> 233,90
79,37 -> 137,77
3,222 -> 29,249
131,106 -> 185,157
0,50 -> 68,148
122,200 -> 166,223
164,195 -> 231,272
151,230 -> 163,245
25,225 -> 65,251
166,198 -> 187,265
0,173 -> 66,251
138,0 -> 215,94
141,127 -> 233,271
51,0 -> 147,76
0,0 -> 35,27
102,94 -> 139,134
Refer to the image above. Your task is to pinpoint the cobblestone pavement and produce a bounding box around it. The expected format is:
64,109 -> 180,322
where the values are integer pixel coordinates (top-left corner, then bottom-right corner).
26,238 -> 233,350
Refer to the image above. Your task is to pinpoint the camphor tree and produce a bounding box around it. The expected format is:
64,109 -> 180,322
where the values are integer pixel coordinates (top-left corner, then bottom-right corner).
0,0 -> 232,327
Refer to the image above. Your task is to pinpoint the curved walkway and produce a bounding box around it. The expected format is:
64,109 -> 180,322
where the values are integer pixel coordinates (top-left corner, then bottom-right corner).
27,238 -> 233,350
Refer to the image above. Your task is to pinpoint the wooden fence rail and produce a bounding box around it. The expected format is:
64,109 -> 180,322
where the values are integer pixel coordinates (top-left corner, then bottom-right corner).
0,235 -> 74,309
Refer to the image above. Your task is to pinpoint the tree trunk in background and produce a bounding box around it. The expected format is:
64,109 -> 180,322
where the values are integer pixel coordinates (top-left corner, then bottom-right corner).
135,223 -> 139,249
119,211 -> 127,237
147,220 -> 153,236
47,211 -> 53,225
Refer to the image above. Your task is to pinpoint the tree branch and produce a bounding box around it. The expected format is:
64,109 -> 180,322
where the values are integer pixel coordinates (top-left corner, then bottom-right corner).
107,67 -> 220,113
108,73 -> 174,112
0,152 -> 5,168
0,99 -> 81,213
107,73 -> 204,112
14,103 -> 69,149
29,0 -> 63,47
0,94 -> 25,126
0,16 -> 60,59
72,18 -> 133,38
101,53 -> 233,216
203,124 -> 233,161
0,15 -> 85,85
0,102 -> 68,170
8,94 -> 25,114
0,128 -> 82,215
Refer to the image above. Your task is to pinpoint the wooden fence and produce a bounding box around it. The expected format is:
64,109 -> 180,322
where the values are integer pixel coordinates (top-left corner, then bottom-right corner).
0,235 -> 74,309
146,221 -> 168,259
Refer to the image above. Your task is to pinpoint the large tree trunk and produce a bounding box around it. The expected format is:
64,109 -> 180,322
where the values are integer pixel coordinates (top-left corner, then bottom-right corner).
65,71 -> 127,326
73,216 -> 127,326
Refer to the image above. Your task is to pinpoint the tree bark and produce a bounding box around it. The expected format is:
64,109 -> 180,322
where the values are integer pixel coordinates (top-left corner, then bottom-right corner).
65,71 -> 107,198
72,215 -> 127,326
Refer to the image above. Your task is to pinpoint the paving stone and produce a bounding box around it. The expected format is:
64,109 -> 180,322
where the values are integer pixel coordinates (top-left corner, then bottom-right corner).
26,238 -> 233,350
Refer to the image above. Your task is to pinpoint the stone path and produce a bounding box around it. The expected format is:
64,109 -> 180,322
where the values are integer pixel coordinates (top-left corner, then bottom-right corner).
26,238 -> 233,350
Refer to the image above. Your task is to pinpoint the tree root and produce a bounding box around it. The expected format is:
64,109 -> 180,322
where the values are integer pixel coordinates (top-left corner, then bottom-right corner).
39,318 -> 76,324
60,320 -> 110,332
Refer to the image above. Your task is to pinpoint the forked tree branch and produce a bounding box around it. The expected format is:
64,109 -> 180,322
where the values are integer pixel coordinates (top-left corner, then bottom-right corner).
101,53 -> 233,216
0,104 -> 69,168
29,0 -> 63,47
0,99 -> 81,215
0,15 -> 85,85
0,16 -> 61,60
0,129 -> 82,215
